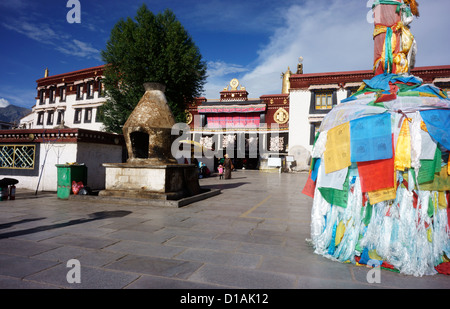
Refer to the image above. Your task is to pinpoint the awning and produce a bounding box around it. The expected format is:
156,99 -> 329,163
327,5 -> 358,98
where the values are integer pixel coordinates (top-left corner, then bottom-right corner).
344,82 -> 363,88
198,104 -> 266,114
433,77 -> 450,83
308,84 -> 340,90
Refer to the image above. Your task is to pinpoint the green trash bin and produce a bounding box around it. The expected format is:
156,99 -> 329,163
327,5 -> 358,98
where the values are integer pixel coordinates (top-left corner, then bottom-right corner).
56,164 -> 88,199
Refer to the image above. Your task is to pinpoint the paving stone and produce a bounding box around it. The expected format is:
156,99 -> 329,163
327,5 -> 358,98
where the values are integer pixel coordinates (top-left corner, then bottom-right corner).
0,254 -> 59,279
105,255 -> 203,279
25,263 -> 139,289
175,248 -> 262,269
187,264 -> 298,289
125,274 -> 231,289
0,238 -> 60,256
103,239 -> 185,258
0,275 -> 60,289
40,234 -> 119,250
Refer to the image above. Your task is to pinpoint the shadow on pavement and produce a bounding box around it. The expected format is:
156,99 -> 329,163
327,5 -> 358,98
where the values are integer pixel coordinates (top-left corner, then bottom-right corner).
0,210 -> 132,239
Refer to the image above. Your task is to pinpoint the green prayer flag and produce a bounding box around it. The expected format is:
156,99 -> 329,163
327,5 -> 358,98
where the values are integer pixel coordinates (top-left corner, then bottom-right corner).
318,173 -> 350,208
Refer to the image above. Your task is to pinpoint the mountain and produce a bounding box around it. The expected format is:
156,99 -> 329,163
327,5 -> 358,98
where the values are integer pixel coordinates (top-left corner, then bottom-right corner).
0,104 -> 31,125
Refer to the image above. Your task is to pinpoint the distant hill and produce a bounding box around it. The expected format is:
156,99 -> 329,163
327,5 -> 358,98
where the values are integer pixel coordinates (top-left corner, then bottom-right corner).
0,105 -> 31,125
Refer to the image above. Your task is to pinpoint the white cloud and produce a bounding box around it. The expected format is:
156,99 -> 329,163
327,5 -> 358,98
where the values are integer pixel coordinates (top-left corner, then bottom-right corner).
0,98 -> 10,108
202,60 -> 250,98
203,0 -> 450,99
207,61 -> 248,78
239,0 -> 374,98
56,39 -> 101,60
2,17 -> 100,60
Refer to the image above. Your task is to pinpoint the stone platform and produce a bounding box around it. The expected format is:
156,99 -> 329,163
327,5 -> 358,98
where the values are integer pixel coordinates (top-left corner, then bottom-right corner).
97,163 -> 218,207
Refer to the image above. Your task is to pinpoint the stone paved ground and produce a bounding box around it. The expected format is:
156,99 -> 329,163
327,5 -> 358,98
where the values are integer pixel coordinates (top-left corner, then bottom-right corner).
0,170 -> 449,291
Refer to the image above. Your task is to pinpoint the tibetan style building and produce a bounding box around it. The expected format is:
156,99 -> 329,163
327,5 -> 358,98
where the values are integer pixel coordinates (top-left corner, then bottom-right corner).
185,77 -> 290,172
20,65 -> 106,131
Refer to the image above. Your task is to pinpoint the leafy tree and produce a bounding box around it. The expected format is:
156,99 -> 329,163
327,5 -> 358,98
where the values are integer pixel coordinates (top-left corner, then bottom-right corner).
100,5 -> 207,133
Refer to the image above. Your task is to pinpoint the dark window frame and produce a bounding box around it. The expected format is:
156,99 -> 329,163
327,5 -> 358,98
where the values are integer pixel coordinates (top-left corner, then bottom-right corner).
310,122 -> 321,146
39,89 -> 45,105
74,108 -> 82,124
86,81 -> 94,99
37,111 -> 45,125
84,107 -> 92,123
309,90 -> 337,115
46,110 -> 54,126
56,110 -> 65,125
59,86 -> 66,102
76,84 -> 83,100
49,87 -> 56,104
98,79 -> 105,97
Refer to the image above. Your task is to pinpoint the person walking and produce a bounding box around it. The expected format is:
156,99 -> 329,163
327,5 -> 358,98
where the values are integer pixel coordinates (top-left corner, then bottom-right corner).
223,154 -> 232,179
218,164 -> 224,179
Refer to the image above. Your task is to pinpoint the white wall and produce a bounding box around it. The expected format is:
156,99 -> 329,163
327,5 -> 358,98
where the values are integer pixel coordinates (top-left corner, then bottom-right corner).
288,89 -> 312,154
11,143 -> 78,192
9,141 -> 123,193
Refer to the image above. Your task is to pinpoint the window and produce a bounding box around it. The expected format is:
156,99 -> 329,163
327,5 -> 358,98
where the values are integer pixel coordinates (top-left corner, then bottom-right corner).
0,145 -> 36,170
56,110 -> 65,125
76,84 -> 83,100
37,112 -> 44,125
310,122 -> 321,145
49,87 -> 56,103
39,90 -> 45,105
310,90 -> 336,114
84,108 -> 92,123
87,82 -> 94,99
315,92 -> 333,110
74,109 -> 82,123
59,86 -> 66,102
98,79 -> 105,97
46,111 -> 54,125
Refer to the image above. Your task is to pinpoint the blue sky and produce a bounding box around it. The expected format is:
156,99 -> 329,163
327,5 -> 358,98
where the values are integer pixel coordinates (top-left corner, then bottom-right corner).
1,0 -> 449,109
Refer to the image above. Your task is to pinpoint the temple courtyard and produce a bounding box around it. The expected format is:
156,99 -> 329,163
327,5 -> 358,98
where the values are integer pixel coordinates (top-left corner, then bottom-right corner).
0,170 -> 448,290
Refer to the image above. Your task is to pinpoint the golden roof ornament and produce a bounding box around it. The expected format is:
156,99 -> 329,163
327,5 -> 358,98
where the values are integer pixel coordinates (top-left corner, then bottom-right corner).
281,67 -> 292,94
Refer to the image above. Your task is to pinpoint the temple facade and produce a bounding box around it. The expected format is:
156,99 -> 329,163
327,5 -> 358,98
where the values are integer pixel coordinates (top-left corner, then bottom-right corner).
184,77 -> 290,172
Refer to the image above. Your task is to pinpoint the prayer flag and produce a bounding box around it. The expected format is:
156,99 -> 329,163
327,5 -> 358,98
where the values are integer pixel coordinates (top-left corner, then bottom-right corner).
324,122 -> 351,174
350,113 -> 392,162
358,157 -> 395,192
394,118 -> 411,171
420,109 -> 450,151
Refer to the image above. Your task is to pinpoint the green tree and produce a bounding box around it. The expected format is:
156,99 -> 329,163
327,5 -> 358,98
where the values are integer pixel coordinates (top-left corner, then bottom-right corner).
100,5 -> 207,133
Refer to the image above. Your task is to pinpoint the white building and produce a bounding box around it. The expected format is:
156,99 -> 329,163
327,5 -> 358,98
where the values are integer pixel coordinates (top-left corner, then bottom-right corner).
20,66 -> 106,131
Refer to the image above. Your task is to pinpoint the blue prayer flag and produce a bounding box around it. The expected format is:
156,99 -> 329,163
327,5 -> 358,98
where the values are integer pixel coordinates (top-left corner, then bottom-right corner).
350,113 -> 393,162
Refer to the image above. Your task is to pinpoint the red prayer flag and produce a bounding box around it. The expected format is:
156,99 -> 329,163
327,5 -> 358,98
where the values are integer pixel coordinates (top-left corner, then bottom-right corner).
357,156 -> 395,193
302,171 -> 316,198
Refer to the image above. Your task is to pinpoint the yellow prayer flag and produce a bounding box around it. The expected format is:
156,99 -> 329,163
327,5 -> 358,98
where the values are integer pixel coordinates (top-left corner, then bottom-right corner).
324,122 -> 351,174
394,119 -> 411,171
368,187 -> 396,205
335,220 -> 346,246
438,192 -> 447,210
